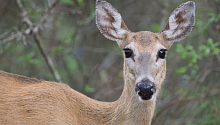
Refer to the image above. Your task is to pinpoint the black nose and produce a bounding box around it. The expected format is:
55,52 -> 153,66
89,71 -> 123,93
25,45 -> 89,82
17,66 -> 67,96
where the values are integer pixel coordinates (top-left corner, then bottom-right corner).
135,79 -> 156,100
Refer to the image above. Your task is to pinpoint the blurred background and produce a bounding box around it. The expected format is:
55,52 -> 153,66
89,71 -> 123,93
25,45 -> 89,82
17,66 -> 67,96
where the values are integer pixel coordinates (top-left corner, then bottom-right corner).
0,0 -> 219,124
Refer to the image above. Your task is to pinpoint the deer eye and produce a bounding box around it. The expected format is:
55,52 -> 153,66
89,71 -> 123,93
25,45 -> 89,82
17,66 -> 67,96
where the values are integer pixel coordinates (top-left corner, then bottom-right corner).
123,48 -> 133,58
158,49 -> 167,59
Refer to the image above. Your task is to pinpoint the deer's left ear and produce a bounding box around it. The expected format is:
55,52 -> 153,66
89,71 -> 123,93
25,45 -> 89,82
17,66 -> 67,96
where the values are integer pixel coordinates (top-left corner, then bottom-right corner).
162,1 -> 195,44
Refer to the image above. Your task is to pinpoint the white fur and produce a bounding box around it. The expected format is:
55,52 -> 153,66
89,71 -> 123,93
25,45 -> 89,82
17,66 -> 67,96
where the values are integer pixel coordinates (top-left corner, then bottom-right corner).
96,1 -> 128,43
163,1 -> 195,43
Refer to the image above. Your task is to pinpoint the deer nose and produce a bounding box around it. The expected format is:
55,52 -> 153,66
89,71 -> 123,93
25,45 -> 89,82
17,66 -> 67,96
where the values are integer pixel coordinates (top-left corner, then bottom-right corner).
135,79 -> 156,100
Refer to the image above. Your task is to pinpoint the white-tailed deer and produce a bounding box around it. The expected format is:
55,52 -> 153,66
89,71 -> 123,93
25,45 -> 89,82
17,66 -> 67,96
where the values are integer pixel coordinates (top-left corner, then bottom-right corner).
0,0 -> 195,125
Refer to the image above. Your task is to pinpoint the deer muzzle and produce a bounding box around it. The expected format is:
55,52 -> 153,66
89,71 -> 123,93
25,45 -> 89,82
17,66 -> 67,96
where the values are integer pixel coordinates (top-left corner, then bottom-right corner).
135,79 -> 156,100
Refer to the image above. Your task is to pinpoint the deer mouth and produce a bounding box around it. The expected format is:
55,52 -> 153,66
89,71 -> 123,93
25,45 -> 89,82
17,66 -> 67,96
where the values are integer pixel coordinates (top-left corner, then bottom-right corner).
135,79 -> 156,100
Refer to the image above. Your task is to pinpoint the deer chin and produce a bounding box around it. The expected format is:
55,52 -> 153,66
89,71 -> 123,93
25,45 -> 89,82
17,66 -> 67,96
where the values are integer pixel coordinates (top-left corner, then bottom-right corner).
138,93 -> 156,102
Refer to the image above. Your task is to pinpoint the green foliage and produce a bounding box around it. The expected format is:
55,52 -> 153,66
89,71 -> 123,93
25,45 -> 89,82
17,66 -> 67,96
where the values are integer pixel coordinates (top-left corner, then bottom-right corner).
84,84 -> 95,93
174,9 -> 220,123
78,11 -> 95,25
199,38 -> 220,55
77,0 -> 84,6
159,88 -> 169,99
57,25 -> 75,45
53,45 -> 63,54
18,51 -> 41,65
64,55 -> 78,71
176,38 -> 220,82
197,13 -> 220,33
176,66 -> 187,74
46,73 -> 54,79
60,0 -> 74,6
150,23 -> 161,32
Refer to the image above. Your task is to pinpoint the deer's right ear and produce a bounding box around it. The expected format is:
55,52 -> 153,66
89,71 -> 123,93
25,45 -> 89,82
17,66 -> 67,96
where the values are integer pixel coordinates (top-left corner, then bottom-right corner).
96,0 -> 129,47
162,1 -> 195,45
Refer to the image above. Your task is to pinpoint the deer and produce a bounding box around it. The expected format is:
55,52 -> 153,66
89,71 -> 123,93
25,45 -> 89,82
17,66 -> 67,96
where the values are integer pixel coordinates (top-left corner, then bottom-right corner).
0,0 -> 195,125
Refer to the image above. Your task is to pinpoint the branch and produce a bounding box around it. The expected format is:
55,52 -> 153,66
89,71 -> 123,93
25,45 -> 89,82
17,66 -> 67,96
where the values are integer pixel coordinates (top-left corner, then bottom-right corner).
33,34 -> 62,83
16,0 -> 33,28
35,0 -> 60,33
16,0 -> 62,83
152,89 -> 212,124
39,0 -> 60,24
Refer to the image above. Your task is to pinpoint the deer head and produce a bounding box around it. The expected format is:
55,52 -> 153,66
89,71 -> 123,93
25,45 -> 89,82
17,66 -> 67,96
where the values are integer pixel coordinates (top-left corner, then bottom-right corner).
96,0 -> 195,101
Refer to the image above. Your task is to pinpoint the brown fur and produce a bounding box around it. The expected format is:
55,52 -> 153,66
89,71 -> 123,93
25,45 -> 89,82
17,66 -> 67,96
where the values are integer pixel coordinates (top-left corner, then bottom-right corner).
0,70 -> 155,125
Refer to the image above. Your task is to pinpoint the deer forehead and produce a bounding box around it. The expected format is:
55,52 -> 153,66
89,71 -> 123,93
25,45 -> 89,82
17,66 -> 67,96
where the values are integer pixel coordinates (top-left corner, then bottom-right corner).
127,31 -> 170,53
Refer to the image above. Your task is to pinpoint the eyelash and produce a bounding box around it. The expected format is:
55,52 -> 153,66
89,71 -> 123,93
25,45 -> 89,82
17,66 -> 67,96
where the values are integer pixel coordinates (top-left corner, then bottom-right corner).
123,48 -> 133,58
158,49 -> 167,59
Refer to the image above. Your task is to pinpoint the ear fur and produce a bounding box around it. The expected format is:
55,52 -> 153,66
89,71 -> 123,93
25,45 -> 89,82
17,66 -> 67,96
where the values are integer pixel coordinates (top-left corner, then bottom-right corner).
162,1 -> 195,44
96,0 -> 129,45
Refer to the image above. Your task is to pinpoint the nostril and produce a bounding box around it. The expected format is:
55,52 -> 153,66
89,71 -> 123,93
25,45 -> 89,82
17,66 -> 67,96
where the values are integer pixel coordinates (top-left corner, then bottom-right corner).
151,87 -> 156,93
135,81 -> 156,100
135,87 -> 140,93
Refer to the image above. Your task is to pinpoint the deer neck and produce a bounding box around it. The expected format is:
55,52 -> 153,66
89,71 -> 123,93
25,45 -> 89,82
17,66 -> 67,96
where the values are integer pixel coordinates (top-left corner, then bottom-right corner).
69,63 -> 156,125
109,63 -> 156,125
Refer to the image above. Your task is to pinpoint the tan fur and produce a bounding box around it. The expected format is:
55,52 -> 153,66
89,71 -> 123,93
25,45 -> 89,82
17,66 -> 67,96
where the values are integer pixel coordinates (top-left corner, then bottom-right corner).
0,69 -> 155,125
0,1 -> 195,125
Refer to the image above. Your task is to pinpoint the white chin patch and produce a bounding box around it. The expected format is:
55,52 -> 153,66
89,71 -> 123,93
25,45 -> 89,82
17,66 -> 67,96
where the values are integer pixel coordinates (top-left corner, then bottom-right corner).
137,94 -> 155,102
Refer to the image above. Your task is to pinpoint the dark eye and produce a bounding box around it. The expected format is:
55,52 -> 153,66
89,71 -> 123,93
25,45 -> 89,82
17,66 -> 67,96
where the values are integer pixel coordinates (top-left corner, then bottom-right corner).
158,49 -> 167,59
123,48 -> 133,58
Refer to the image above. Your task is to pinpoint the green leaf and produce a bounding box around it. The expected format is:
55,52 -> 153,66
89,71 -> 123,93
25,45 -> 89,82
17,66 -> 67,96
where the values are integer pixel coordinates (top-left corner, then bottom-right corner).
176,66 -> 188,74
159,88 -> 169,98
199,45 -> 208,51
150,23 -> 161,32
198,23 -> 209,33
181,52 -> 187,59
208,13 -> 216,17
84,84 -> 95,93
213,48 -> 220,55
60,0 -> 74,6
215,14 -> 220,22
176,44 -> 187,59
29,59 -> 41,65
53,45 -> 63,54
77,0 -> 84,6
65,56 -> 78,71
207,38 -> 214,47
213,42 -> 220,47
190,69 -> 197,76
185,45 -> 193,51
193,64 -> 199,69
189,50 -> 198,63
176,44 -> 185,53
46,73 -> 54,79
200,102 -> 208,109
